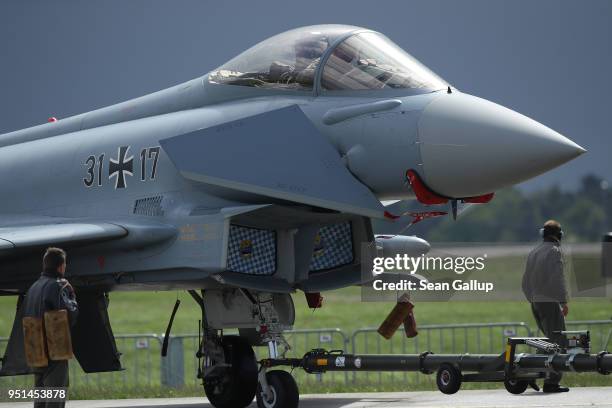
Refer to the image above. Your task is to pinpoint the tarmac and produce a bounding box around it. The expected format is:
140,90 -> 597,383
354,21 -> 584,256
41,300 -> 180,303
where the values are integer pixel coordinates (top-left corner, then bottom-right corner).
2,388 -> 612,408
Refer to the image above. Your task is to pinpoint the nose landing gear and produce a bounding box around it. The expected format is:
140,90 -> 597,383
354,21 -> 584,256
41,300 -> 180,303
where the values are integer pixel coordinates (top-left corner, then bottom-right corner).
256,370 -> 299,408
257,332 -> 299,408
190,288 -> 296,408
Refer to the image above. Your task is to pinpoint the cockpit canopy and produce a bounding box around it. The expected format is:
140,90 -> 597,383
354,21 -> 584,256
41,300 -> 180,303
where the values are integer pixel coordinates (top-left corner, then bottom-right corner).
208,25 -> 447,93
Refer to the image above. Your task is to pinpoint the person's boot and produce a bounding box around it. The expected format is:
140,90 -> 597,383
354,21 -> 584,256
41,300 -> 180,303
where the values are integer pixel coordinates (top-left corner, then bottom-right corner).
543,384 -> 570,393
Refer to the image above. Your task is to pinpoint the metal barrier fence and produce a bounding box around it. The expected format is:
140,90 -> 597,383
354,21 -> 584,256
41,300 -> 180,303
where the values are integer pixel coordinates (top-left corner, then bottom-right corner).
0,334 -> 166,390
1,320 -> 610,390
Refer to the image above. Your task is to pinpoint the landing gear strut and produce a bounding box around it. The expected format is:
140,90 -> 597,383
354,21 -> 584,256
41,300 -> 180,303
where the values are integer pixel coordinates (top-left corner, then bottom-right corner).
189,290 -> 259,408
253,294 -> 298,408
189,289 -> 295,408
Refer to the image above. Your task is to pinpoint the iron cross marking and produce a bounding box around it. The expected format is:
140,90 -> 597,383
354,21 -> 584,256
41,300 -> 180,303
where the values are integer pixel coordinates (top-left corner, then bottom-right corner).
109,145 -> 134,189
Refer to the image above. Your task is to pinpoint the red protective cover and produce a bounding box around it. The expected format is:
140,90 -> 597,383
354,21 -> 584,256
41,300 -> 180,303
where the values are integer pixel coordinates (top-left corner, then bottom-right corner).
405,170 -> 448,205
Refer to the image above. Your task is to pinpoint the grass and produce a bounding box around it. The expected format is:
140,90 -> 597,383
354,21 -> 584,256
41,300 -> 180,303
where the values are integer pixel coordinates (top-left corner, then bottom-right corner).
1,287 -> 610,336
1,256 -> 610,400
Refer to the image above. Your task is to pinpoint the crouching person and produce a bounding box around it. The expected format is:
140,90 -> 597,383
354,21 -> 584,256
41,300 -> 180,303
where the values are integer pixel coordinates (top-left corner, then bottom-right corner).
22,247 -> 78,408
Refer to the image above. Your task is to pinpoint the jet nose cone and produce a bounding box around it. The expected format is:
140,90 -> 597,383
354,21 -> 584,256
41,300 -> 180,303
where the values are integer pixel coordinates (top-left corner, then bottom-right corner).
417,93 -> 586,198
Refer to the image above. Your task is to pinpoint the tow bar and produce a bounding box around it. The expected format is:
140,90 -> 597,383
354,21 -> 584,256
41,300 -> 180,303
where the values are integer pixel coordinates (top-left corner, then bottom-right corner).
260,331 -> 610,395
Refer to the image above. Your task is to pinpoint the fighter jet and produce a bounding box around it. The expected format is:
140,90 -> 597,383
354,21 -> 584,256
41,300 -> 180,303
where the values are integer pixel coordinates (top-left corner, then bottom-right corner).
0,25 -> 584,407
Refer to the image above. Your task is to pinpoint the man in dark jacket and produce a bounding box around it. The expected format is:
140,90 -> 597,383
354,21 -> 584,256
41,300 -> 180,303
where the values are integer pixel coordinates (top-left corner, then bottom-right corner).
522,220 -> 569,393
23,247 -> 78,408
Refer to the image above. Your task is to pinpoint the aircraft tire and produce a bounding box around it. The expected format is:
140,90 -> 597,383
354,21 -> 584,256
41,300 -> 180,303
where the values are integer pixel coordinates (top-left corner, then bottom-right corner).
436,363 -> 462,394
256,370 -> 299,408
204,335 -> 258,408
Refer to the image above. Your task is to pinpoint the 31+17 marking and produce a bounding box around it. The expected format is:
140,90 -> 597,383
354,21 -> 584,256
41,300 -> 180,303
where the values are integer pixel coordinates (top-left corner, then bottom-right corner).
83,145 -> 160,189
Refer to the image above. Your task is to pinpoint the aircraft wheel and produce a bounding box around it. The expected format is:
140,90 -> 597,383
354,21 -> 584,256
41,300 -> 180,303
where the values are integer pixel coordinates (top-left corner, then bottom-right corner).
436,363 -> 462,394
256,370 -> 299,408
204,335 -> 258,408
504,379 -> 529,394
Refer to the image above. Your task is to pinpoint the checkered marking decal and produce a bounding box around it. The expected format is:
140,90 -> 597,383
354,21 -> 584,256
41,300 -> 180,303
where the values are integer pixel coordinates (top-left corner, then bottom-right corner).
227,225 -> 276,275
309,222 -> 354,272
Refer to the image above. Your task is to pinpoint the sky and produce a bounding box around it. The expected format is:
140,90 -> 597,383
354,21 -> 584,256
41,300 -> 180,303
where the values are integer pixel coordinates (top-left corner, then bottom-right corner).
1,0 -> 610,192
